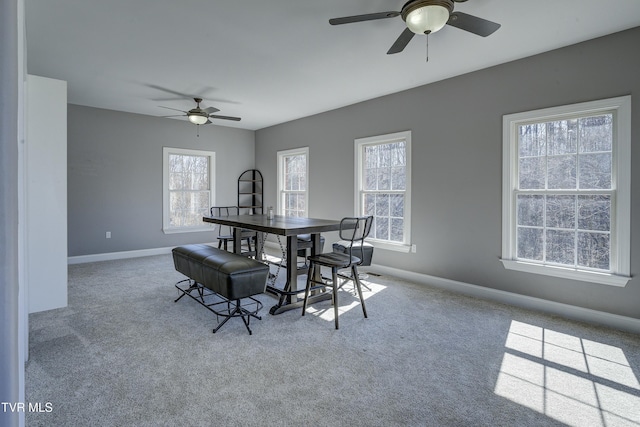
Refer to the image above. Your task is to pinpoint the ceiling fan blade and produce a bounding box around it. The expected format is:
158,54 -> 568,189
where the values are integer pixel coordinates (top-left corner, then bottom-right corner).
147,84 -> 193,98
330,11 -> 400,25
203,106 -> 220,114
158,106 -> 187,114
387,27 -> 415,54
446,12 -> 500,37
208,114 -> 241,122
161,114 -> 187,118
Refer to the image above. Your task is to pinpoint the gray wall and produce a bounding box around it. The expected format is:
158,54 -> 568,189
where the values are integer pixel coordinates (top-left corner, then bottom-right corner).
67,105 -> 255,256
255,27 -> 640,320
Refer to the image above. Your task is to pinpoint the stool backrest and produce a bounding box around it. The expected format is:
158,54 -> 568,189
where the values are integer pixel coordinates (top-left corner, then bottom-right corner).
210,206 -> 239,217
210,206 -> 239,236
339,216 -> 373,264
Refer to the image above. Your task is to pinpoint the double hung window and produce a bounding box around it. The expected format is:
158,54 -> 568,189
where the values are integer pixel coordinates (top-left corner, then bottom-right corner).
501,96 -> 631,286
162,147 -> 215,233
277,147 -> 308,217
355,131 -> 412,252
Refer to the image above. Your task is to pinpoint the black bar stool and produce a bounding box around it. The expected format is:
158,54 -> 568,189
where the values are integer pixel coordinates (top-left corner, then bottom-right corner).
301,216 -> 373,329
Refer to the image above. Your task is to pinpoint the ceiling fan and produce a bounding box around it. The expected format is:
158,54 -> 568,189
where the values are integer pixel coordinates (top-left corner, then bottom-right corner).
329,0 -> 500,55
159,97 -> 241,125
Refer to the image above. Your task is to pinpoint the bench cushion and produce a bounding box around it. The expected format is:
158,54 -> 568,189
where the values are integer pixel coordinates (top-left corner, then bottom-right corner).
172,244 -> 268,300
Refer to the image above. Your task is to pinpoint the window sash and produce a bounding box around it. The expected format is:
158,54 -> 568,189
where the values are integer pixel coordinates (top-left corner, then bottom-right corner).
168,189 -> 212,228
280,190 -> 306,217
513,191 -> 614,272
360,191 -> 405,243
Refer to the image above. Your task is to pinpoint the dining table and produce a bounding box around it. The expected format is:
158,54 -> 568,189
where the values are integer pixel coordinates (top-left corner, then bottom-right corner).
202,214 -> 342,314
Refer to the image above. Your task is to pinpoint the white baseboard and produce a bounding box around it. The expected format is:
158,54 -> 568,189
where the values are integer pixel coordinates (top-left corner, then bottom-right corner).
68,243 -> 215,265
68,245 -> 640,334
67,247 -> 175,264
370,263 -> 640,335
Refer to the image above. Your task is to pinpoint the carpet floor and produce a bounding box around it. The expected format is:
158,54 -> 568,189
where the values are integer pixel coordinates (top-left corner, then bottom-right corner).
25,254 -> 640,426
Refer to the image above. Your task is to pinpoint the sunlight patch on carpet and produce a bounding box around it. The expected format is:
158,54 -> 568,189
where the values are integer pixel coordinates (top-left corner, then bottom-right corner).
302,279 -> 386,322
494,320 -> 640,427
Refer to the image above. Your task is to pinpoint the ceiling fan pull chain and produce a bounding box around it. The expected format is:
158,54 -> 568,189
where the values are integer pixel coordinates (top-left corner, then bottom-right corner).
425,32 -> 429,63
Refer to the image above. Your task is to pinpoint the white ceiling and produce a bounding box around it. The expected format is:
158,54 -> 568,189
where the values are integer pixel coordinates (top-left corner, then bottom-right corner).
25,0 -> 640,131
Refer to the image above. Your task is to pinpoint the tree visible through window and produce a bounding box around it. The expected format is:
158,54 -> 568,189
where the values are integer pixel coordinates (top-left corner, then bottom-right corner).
163,147 -> 215,233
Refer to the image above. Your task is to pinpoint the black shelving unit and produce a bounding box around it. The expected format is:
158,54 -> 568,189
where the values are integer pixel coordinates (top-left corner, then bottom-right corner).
237,169 -> 263,214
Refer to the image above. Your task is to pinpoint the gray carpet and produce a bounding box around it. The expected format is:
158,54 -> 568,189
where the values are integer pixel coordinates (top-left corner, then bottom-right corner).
26,254 -> 640,426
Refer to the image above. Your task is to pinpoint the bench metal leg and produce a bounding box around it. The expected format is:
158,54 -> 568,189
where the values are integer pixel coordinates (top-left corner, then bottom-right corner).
175,281 -> 263,335
212,299 -> 262,335
174,279 -> 198,302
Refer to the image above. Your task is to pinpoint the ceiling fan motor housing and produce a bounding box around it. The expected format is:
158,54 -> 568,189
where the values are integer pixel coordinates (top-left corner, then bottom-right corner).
401,0 -> 454,34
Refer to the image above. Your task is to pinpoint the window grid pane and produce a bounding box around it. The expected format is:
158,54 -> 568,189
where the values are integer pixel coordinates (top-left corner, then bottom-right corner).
283,192 -> 306,217
515,113 -> 613,271
284,154 -> 306,192
169,154 -> 209,190
169,190 -> 210,227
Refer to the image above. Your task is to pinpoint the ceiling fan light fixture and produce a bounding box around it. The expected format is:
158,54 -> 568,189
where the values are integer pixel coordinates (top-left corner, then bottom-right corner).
188,113 -> 208,125
402,0 -> 453,35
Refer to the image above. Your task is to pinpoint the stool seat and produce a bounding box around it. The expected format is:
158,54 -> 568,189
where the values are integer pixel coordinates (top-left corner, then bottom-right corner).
332,240 -> 374,266
307,252 -> 360,269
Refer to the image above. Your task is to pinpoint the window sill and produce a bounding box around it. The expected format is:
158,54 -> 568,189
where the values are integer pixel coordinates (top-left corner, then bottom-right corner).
500,259 -> 630,287
368,240 -> 411,253
163,226 -> 214,235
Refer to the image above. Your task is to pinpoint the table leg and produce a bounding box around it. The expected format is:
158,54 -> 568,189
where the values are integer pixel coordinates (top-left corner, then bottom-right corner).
268,232 -> 332,315
285,235 -> 298,303
255,232 -> 264,261
232,228 -> 242,254
311,233 -> 322,282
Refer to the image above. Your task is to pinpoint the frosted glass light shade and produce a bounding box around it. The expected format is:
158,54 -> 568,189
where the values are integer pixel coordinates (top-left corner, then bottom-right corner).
188,114 -> 208,125
405,5 -> 449,34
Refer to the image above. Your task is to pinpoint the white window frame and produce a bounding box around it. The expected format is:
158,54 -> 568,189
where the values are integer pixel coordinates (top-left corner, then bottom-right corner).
355,130 -> 412,253
162,147 -> 216,234
501,96 -> 631,286
277,147 -> 309,217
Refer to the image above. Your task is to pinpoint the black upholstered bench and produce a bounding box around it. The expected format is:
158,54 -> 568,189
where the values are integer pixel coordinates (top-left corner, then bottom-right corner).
172,244 -> 269,335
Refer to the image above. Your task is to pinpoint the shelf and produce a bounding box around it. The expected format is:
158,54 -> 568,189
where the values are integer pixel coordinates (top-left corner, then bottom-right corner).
238,169 -> 263,215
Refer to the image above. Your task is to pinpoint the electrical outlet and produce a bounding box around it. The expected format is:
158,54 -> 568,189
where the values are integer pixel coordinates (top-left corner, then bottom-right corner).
106,231 -> 111,239
411,244 -> 416,253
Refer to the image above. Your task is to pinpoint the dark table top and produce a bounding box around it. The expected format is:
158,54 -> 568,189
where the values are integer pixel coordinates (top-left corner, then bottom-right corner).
202,214 -> 342,236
